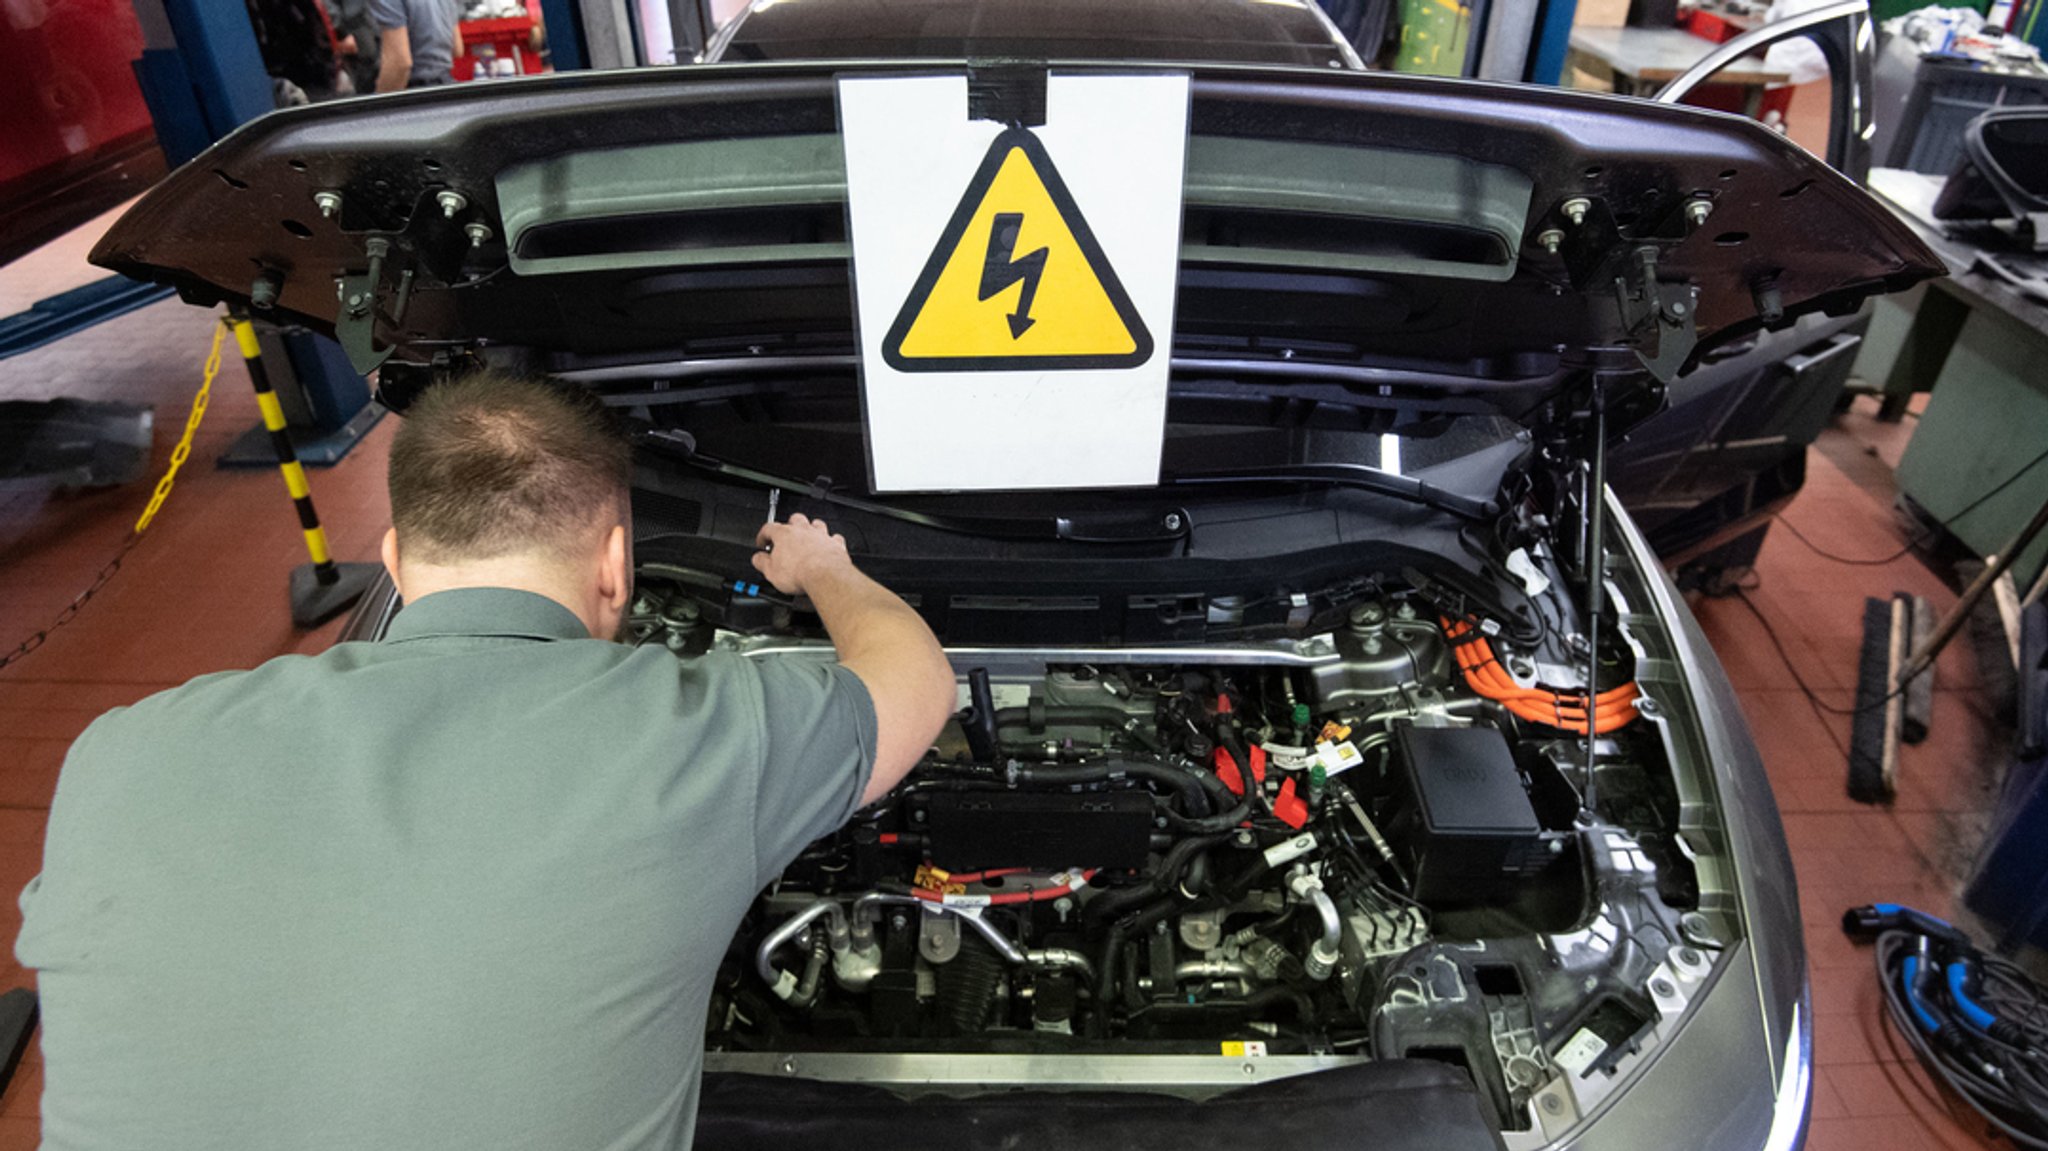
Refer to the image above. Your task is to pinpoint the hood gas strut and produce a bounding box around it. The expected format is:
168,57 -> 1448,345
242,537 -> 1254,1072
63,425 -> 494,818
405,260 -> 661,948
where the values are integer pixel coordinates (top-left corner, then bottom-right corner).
637,428 -> 1192,545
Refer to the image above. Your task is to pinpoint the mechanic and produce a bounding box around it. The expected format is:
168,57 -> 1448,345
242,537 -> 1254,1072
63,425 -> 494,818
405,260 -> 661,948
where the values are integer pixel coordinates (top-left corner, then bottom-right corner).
16,374 -> 957,1150
370,0 -> 463,90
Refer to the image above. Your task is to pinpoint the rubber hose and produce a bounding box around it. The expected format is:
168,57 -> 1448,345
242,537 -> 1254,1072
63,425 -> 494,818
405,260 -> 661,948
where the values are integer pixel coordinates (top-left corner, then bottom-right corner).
1083,834 -> 1228,927
1093,921 -> 1127,1034
1015,760 -> 1211,818
995,706 -> 1167,752
1238,984 -> 1316,1021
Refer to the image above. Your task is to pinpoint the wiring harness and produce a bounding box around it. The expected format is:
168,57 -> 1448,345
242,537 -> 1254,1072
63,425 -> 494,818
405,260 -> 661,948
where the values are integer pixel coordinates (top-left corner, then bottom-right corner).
1847,903 -> 2048,1149
1441,617 -> 1640,735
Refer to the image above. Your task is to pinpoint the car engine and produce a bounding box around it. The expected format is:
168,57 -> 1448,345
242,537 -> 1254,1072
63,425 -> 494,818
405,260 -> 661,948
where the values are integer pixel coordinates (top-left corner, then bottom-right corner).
625,564 -> 1726,1136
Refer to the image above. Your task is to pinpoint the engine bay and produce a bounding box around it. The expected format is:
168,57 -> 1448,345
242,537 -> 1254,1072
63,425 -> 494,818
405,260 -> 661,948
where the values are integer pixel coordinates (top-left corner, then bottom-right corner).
625,558 -> 1735,1137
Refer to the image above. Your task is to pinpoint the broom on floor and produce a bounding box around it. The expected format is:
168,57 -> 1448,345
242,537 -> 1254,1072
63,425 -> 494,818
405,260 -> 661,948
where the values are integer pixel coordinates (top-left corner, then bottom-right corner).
1849,494 -> 2048,803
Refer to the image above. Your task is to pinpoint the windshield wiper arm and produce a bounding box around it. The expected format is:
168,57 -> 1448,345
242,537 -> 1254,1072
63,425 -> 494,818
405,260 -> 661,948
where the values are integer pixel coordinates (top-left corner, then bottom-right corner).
1160,463 -> 1497,521
638,429 -> 1191,544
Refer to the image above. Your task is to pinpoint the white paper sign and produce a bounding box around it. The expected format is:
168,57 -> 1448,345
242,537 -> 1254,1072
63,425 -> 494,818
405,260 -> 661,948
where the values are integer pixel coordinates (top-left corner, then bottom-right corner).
839,73 -> 1190,491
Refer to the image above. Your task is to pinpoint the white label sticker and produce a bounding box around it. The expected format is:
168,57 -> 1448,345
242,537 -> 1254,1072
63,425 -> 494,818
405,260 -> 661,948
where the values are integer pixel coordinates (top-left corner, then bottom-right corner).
954,682 -> 1032,712
941,894 -> 993,909
839,74 -> 1191,491
1263,833 -> 1318,870
1555,1028 -> 1609,1077
1315,740 -> 1366,776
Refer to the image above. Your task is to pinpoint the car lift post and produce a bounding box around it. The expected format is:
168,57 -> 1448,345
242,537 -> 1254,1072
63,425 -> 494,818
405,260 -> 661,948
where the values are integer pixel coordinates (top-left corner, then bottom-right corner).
227,312 -> 378,628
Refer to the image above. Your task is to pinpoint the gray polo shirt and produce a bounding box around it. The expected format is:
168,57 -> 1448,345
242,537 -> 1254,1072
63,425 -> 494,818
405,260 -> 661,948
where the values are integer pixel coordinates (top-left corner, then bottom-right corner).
17,587 -> 877,1151
368,0 -> 459,86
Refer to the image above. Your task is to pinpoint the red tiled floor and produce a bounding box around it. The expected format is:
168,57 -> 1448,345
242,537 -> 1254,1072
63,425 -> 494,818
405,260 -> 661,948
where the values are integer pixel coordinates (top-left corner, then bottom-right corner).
1694,395 -> 2018,1148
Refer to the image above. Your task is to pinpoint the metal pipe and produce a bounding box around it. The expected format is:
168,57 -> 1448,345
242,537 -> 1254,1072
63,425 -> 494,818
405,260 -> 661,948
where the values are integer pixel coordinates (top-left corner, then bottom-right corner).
1026,948 -> 1097,981
1174,958 -> 1259,983
851,892 -> 1027,964
756,900 -> 849,999
1289,870 -> 1344,982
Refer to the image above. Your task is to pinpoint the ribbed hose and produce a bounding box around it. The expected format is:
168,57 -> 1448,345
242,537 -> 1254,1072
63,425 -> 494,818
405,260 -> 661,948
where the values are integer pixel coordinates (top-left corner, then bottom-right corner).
939,934 -> 1008,1035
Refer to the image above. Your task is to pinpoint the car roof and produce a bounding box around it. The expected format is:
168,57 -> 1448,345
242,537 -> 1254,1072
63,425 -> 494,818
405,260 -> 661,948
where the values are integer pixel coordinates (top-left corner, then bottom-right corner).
707,0 -> 1361,69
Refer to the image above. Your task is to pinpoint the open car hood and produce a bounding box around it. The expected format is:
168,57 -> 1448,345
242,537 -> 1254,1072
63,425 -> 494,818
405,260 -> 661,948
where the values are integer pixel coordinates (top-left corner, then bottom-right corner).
91,62 -> 1942,430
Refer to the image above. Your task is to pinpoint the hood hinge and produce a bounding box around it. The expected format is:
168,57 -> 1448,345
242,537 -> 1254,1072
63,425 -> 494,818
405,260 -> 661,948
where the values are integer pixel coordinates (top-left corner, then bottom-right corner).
335,237 -> 414,375
1613,245 -> 1697,383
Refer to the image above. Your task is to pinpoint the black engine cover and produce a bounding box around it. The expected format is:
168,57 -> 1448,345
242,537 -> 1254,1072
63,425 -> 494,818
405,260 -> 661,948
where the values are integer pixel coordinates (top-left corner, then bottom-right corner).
922,790 -> 1153,871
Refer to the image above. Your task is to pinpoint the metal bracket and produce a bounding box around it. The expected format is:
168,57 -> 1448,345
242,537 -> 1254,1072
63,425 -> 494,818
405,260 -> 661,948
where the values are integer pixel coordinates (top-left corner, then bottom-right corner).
334,238 -> 413,376
1612,246 -> 1697,382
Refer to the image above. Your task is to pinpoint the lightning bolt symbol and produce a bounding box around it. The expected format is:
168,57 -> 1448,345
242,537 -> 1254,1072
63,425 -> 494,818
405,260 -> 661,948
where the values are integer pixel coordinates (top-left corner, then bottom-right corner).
977,212 -> 1049,339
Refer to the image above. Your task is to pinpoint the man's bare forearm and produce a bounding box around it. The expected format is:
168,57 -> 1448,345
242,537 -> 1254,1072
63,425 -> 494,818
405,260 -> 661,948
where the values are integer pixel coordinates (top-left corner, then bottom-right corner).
803,564 -> 953,801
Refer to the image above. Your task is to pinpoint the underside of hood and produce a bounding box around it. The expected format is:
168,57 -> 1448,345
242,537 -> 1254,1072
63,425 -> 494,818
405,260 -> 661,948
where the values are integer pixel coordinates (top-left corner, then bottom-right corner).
91,61 -> 1942,433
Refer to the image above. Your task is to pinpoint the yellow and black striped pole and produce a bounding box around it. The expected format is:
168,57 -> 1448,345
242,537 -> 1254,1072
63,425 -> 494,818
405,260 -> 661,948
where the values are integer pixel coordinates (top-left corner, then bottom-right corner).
227,310 -> 372,627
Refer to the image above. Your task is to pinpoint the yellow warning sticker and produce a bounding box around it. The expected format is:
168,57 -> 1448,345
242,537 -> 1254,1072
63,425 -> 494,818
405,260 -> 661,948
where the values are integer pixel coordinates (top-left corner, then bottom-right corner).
1220,1041 -> 1268,1058
883,127 -> 1152,373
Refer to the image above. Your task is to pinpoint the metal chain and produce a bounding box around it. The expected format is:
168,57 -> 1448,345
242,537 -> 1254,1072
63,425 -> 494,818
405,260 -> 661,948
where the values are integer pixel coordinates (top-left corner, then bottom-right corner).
0,320 -> 227,673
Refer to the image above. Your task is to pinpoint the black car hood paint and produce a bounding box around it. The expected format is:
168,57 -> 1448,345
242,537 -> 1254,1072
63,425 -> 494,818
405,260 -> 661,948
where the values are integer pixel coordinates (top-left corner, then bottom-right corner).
91,62 -> 1942,429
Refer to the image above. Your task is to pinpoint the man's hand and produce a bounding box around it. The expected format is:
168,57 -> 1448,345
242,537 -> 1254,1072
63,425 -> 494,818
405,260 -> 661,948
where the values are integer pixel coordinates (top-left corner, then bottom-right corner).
339,33 -> 359,54
750,513 -> 952,806
751,514 -> 850,597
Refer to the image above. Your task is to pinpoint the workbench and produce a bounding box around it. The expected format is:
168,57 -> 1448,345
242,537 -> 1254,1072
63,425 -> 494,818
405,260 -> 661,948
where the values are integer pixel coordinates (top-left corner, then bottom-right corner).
1566,26 -> 1789,113
1855,167 -> 2048,590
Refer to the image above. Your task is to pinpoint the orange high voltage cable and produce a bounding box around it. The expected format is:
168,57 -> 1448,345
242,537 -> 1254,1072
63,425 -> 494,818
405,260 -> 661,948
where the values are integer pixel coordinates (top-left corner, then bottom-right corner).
1442,618 -> 1640,735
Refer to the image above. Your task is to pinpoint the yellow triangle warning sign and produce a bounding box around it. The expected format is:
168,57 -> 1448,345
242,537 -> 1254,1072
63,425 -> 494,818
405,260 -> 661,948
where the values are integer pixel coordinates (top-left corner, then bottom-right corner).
883,127 -> 1153,372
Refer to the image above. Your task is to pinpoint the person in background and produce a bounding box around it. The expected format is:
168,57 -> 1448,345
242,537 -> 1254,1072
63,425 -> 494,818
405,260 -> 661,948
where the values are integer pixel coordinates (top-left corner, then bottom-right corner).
327,0 -> 383,95
371,0 -> 463,91
245,0 -> 343,102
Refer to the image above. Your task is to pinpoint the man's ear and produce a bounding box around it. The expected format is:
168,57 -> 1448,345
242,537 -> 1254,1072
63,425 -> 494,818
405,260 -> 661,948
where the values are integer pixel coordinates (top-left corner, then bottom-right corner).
381,528 -> 404,598
598,523 -> 630,611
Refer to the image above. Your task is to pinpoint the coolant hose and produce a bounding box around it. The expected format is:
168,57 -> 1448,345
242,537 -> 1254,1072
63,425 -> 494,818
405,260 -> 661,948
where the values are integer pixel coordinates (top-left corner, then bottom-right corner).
1082,833 -> 1229,927
1239,984 -> 1317,1022
996,706 -> 1167,753
1013,760 -> 1212,818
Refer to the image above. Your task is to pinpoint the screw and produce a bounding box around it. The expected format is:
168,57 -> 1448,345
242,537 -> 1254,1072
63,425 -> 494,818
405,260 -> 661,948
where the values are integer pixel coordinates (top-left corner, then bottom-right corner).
891,913 -> 908,931
436,190 -> 468,218
1508,655 -> 1536,679
911,809 -> 926,823
1685,198 -> 1712,227
1541,1094 -> 1565,1116
1394,601 -> 1417,621
1537,228 -> 1564,255
1668,301 -> 1689,318
1561,198 -> 1591,227
464,222 -> 492,248
312,191 -> 342,218
664,631 -> 688,652
1651,977 -> 1676,997
1350,602 -> 1385,628
1677,947 -> 1702,966
1637,697 -> 1660,717
1163,512 -> 1184,532
782,1057 -> 797,1075
1361,636 -> 1383,656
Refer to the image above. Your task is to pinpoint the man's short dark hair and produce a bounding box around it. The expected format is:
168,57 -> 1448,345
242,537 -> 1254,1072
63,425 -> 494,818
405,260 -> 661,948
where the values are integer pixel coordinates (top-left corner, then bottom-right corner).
388,373 -> 631,564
